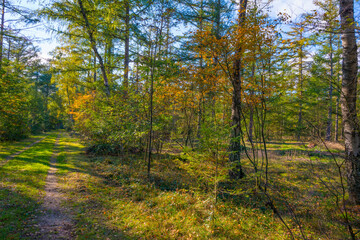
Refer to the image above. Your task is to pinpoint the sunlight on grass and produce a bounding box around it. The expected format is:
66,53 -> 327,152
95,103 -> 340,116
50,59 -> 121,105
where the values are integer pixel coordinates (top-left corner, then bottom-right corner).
58,134 -> 357,240
0,133 -> 58,238
4,132 -> 352,239
0,132 -> 50,162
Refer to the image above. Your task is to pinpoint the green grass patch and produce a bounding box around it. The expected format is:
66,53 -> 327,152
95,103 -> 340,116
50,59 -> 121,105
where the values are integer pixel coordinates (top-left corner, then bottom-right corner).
263,141 -> 344,154
57,135 -> 349,239
0,132 -> 50,162
0,133 -> 58,239
11,133 -> 354,239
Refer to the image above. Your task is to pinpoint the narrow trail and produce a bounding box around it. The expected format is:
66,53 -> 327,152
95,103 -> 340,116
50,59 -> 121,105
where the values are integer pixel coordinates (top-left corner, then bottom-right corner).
0,135 -> 48,167
33,134 -> 74,240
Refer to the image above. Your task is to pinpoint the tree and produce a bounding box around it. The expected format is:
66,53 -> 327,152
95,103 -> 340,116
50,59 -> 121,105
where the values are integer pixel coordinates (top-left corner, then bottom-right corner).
0,32 -> 58,139
285,17 -> 311,140
77,0 -> 110,96
339,0 -> 360,204
0,0 -> 5,67
227,0 -> 247,180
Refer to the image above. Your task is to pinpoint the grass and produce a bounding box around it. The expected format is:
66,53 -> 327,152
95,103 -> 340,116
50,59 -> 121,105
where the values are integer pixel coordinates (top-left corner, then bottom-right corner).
0,132 -> 49,162
57,135 -> 359,239
262,140 -> 344,154
0,133 -> 58,239
1,133 -> 358,239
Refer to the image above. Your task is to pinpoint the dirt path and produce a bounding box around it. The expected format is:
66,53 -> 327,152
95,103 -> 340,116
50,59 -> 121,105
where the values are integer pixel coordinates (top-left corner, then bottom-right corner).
33,134 -> 74,239
0,136 -> 48,167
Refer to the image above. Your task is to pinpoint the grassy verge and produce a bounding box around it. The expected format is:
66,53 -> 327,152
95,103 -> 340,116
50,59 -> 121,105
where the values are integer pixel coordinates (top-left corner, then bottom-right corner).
0,132 -> 50,162
0,133 -> 58,239
7,133 -> 352,239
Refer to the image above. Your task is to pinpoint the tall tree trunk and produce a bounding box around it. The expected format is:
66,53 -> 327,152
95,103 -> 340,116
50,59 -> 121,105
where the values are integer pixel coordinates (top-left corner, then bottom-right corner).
248,63 -> 255,143
147,17 -> 164,179
210,0 -> 222,121
339,0 -> 360,204
66,85 -> 73,128
77,0 -> 110,96
0,0 -> 5,68
105,38 -> 113,76
297,36 -> 303,141
228,0 -> 247,180
6,36 -> 9,59
197,0 -> 204,139
249,107 -> 254,143
335,37 -> 342,142
147,48 -> 155,179
335,74 -> 340,142
326,33 -> 334,141
124,0 -> 130,91
93,53 -> 96,82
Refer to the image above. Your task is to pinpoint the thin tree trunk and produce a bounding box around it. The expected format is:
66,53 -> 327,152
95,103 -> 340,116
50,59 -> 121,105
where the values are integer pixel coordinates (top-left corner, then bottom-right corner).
0,0 -> 5,68
147,17 -> 164,179
297,35 -> 303,141
228,0 -> 247,180
197,0 -> 204,139
211,0 -> 221,121
77,0 -> 110,96
249,107 -> 254,143
339,0 -> 360,205
124,0 -> 130,91
206,0 -> 221,125
326,33 -> 334,141
335,73 -> 340,142
6,36 -> 9,59
248,63 -> 255,143
105,38 -> 113,76
197,78 -> 203,139
147,45 -> 155,179
335,38 -> 341,142
93,53 -> 96,82
66,85 -> 73,127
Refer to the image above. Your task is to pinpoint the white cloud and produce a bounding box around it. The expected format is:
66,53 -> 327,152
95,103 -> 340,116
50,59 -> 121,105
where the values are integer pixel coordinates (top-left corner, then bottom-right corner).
270,0 -> 316,19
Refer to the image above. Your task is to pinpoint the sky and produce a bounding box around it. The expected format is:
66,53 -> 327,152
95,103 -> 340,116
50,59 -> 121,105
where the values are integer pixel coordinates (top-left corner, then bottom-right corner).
16,0 -> 316,60
271,0 -> 316,18
15,0 -> 57,59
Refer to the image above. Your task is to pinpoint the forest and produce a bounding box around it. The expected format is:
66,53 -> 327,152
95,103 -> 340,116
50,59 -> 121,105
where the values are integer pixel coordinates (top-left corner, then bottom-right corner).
0,0 -> 360,239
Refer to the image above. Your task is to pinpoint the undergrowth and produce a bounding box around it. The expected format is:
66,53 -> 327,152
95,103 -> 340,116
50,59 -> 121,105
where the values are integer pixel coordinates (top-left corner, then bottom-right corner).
59,134 -> 359,239
1,132 -> 358,239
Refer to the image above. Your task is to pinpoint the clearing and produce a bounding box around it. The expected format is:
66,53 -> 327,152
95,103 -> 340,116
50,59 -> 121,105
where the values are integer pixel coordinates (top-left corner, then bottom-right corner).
0,131 -> 359,239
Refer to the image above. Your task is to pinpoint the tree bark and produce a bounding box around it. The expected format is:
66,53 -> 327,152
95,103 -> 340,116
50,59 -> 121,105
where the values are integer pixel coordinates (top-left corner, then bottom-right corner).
228,0 -> 247,180
339,0 -> 360,204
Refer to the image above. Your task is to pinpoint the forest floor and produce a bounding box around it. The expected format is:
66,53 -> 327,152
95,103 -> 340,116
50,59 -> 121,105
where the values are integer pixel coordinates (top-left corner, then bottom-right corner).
0,131 -> 359,239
